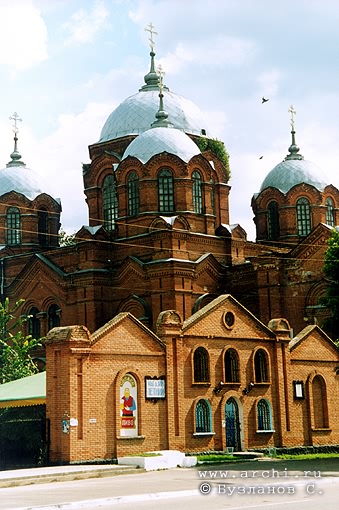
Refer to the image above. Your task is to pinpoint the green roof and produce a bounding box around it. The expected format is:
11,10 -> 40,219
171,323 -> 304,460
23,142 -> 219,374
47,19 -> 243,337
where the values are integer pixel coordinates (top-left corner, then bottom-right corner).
0,372 -> 46,408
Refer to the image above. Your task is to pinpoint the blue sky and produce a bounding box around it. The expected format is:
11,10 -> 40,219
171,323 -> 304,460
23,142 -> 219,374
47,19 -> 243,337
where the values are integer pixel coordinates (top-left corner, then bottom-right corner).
0,0 -> 337,240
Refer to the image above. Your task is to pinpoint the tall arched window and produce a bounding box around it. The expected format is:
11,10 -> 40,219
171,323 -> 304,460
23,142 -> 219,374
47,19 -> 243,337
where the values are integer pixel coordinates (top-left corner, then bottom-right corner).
158,168 -> 174,212
312,375 -> 329,428
267,201 -> 280,240
48,304 -> 60,330
6,207 -> 21,245
195,399 -> 212,433
224,348 -> 240,382
38,208 -> 49,247
103,174 -> 118,230
210,178 -> 215,215
254,349 -> 269,383
127,172 -> 139,216
257,399 -> 273,430
297,197 -> 311,236
325,197 -> 335,227
193,346 -> 210,382
192,170 -> 203,213
28,307 -> 40,339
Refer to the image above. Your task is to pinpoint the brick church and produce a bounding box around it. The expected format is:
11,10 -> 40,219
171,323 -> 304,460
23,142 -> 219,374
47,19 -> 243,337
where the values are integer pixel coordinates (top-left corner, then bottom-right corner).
1,34 -> 339,462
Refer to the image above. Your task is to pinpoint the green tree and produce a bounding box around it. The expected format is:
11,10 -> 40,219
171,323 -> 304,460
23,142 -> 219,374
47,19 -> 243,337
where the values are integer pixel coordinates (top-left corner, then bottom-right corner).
0,298 -> 41,383
58,228 -> 76,246
195,137 -> 231,182
322,228 -> 339,340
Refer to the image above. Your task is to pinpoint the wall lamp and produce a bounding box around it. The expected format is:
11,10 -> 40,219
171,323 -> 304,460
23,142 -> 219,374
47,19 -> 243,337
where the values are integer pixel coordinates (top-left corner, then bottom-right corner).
213,381 -> 226,395
243,382 -> 254,395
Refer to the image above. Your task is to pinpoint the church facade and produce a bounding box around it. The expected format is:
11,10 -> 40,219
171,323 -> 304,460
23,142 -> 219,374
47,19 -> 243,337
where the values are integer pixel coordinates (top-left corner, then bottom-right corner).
45,294 -> 339,463
0,33 -> 338,461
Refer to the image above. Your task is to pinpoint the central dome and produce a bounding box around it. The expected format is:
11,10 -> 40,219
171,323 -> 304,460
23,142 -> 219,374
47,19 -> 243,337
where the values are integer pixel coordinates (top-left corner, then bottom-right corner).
98,50 -> 211,144
99,90 -> 211,143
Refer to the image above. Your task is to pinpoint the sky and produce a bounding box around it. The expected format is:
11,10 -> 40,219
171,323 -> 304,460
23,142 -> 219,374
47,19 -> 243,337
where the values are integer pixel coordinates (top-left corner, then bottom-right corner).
0,0 -> 337,240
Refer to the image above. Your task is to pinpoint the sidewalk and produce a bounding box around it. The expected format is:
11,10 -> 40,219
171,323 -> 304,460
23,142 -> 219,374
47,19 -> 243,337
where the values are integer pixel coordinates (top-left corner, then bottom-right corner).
0,463 -> 144,488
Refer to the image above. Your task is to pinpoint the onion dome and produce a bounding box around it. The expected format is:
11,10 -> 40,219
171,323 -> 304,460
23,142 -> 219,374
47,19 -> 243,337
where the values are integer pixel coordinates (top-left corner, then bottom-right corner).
259,106 -> 327,194
98,48 -> 211,143
122,126 -> 201,164
0,122 -> 59,202
122,71 -> 201,164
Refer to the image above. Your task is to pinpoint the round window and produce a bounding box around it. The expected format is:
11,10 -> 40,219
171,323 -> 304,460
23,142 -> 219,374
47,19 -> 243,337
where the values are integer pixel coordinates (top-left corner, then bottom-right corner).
224,311 -> 235,328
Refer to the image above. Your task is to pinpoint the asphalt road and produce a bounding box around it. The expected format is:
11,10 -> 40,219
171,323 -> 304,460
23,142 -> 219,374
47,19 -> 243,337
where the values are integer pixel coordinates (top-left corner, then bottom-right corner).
1,457 -> 339,510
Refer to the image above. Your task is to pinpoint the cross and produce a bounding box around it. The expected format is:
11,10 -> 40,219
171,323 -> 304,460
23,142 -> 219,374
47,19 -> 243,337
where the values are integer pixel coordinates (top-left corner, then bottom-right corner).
157,64 -> 165,94
145,22 -> 158,52
9,112 -> 22,135
288,105 -> 296,130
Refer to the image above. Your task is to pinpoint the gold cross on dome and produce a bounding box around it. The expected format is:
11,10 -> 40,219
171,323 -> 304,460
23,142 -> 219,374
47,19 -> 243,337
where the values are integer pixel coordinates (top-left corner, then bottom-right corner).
9,112 -> 22,135
288,105 -> 296,130
145,22 -> 158,52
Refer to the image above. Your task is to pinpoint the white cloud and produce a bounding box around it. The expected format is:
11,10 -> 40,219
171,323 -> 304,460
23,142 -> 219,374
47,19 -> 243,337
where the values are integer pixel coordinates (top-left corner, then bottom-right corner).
256,69 -> 282,99
12,102 -> 111,233
0,0 -> 48,73
62,0 -> 109,45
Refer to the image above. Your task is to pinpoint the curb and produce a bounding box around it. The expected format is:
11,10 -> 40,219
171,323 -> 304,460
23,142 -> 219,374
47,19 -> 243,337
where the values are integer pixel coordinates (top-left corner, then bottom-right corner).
0,466 -> 144,488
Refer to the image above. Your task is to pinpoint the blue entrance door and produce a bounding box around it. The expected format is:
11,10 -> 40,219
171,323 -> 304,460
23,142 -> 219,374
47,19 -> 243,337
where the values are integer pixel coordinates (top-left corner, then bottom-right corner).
225,397 -> 240,451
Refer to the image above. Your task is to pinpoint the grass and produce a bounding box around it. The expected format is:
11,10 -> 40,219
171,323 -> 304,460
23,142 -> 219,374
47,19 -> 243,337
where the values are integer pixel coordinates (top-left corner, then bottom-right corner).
276,452 -> 339,460
197,452 -> 339,463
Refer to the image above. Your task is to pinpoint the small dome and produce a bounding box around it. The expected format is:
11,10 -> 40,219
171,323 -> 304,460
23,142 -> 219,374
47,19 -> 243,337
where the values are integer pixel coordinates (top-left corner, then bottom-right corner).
122,126 -> 201,164
0,164 -> 58,201
259,159 -> 327,194
99,89 -> 211,143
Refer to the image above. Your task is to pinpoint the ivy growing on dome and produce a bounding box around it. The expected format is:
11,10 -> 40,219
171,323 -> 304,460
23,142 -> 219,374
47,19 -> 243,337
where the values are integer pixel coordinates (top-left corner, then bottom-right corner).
195,137 -> 231,182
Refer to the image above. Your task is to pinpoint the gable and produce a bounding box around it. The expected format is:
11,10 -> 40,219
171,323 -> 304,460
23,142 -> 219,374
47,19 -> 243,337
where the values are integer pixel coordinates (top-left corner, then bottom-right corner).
7,254 -> 66,298
289,223 -> 331,262
91,312 -> 165,356
290,327 -> 339,362
182,294 -> 275,341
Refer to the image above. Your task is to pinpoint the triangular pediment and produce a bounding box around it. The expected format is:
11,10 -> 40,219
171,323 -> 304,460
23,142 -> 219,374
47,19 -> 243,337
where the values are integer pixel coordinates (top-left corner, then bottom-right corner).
290,324 -> 339,361
114,256 -> 145,285
182,294 -> 275,340
90,312 -> 165,355
8,254 -> 66,298
289,223 -> 332,261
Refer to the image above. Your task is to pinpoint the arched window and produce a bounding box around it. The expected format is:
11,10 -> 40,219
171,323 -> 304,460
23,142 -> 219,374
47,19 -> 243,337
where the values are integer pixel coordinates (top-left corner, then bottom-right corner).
254,349 -> 269,383
48,304 -> 60,330
128,172 -> 139,216
224,348 -> 240,382
103,174 -> 118,230
325,197 -> 335,227
267,201 -> 280,240
195,399 -> 212,433
28,307 -> 40,339
312,375 -> 329,428
297,197 -> 311,236
158,168 -> 174,212
38,208 -> 49,247
257,399 -> 273,430
192,170 -> 203,213
193,346 -> 210,382
6,207 -> 21,245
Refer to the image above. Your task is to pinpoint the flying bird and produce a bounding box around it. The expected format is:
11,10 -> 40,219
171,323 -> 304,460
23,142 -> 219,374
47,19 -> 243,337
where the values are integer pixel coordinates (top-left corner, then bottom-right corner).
259,156 -> 264,159
262,97 -> 269,103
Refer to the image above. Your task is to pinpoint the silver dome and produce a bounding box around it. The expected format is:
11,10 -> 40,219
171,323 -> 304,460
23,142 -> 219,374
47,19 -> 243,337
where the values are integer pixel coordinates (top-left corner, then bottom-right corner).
0,164 -> 58,202
122,127 -> 201,164
259,159 -> 327,194
99,90 -> 211,143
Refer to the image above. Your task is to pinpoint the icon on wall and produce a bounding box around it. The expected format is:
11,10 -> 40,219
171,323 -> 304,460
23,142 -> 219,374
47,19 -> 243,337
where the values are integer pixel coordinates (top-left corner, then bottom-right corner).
120,373 -> 138,437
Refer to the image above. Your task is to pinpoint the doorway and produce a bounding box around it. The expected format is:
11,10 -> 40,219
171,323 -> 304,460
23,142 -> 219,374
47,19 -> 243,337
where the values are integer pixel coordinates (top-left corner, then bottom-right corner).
225,397 -> 241,451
